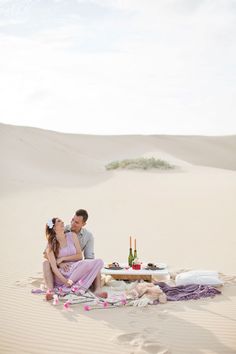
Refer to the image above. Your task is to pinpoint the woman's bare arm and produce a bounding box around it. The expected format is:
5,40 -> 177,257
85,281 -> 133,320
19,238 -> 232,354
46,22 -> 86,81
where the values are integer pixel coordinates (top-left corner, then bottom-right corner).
46,248 -> 69,285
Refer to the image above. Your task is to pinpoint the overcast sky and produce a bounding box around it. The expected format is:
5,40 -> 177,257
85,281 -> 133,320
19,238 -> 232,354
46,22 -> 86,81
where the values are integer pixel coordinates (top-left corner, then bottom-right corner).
0,0 -> 235,135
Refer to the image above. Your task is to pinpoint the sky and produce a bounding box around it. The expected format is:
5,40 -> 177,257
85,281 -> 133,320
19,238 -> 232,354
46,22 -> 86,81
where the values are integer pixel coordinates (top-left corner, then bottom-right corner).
0,0 -> 235,135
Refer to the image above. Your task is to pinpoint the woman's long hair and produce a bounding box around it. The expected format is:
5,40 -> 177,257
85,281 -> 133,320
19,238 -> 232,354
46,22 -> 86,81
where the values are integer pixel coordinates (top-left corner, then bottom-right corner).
45,217 -> 60,258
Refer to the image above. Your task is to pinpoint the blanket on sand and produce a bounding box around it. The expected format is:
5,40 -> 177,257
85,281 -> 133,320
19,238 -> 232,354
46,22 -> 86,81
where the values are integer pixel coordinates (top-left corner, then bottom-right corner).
154,281 -> 221,301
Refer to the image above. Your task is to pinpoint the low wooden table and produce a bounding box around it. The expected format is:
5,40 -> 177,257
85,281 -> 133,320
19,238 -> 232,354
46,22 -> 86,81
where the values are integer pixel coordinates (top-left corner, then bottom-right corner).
102,264 -> 169,282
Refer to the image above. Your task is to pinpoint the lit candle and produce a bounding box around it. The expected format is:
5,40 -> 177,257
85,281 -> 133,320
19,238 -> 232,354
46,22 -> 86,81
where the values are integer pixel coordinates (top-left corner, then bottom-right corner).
134,238 -> 136,250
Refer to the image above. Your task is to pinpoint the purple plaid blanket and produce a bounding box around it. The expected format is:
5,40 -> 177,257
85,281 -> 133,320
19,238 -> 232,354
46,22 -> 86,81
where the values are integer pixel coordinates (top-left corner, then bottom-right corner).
154,281 -> 221,301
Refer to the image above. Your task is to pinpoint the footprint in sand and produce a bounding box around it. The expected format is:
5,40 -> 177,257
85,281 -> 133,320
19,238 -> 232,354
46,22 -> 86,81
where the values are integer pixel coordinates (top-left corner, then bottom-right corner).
116,332 -> 170,354
15,280 -> 27,287
117,332 -> 140,343
142,341 -> 170,354
28,276 -> 44,287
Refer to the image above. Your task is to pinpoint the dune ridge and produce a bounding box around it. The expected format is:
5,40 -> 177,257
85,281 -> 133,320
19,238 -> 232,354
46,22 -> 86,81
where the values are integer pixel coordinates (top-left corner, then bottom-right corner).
1,123 -> 236,195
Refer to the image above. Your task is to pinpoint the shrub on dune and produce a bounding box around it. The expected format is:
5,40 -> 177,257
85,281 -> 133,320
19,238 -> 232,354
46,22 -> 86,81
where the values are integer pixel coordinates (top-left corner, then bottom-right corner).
105,157 -> 175,170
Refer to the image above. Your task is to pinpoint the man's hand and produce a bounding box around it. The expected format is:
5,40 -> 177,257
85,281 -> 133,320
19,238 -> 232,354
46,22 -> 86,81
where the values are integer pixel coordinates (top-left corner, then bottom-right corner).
58,262 -> 71,272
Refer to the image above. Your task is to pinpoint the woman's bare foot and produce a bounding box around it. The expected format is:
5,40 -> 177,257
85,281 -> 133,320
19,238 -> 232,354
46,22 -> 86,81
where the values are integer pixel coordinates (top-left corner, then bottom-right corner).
94,290 -> 108,298
45,290 -> 54,301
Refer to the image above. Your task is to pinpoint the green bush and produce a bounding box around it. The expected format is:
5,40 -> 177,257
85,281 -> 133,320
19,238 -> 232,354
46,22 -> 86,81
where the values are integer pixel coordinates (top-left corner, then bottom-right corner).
105,157 -> 175,170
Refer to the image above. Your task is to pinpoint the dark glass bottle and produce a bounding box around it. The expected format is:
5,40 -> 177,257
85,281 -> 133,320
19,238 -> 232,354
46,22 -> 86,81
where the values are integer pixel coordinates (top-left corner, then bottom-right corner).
128,248 -> 133,267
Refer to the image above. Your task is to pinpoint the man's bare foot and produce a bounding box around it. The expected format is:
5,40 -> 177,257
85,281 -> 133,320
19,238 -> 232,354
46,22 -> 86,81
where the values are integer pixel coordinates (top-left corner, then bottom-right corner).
94,290 -> 108,298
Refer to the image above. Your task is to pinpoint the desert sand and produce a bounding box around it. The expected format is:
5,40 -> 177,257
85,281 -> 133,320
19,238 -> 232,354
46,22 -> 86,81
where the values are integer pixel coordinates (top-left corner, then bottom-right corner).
0,122 -> 236,354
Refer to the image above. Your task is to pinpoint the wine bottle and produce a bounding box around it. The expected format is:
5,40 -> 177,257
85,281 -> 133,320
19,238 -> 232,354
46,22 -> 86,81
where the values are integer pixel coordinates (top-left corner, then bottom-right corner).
133,238 -> 137,260
128,248 -> 133,267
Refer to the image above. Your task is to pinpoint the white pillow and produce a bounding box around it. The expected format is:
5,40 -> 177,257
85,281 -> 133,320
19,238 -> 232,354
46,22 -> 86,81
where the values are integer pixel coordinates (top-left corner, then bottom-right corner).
175,270 -> 223,286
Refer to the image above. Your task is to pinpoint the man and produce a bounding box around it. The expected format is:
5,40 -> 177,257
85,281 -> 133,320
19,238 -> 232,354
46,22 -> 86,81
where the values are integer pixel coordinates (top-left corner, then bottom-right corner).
65,209 -> 94,260
43,209 -> 98,292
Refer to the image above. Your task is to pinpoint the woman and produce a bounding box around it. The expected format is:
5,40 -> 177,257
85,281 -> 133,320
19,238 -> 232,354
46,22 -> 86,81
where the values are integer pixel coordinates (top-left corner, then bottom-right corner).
45,217 -> 107,300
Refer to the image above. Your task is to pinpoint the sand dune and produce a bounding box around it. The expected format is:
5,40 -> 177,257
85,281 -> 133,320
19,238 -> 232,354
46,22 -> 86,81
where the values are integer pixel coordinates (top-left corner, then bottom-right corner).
0,123 -> 236,354
1,123 -> 236,195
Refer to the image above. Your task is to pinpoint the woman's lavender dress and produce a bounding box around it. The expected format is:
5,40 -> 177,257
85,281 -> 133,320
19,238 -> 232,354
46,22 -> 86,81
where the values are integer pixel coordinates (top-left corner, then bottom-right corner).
54,232 -> 103,293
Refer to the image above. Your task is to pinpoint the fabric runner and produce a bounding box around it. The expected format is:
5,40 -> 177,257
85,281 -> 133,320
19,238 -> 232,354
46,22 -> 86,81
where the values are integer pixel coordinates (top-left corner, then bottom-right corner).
154,281 -> 221,301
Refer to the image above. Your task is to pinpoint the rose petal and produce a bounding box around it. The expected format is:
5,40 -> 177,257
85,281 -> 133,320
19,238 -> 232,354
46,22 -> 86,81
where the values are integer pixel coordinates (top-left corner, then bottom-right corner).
84,305 -> 91,311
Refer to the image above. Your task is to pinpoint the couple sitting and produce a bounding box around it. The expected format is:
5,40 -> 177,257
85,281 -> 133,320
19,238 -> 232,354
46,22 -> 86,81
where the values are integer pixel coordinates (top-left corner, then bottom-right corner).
43,209 -> 107,300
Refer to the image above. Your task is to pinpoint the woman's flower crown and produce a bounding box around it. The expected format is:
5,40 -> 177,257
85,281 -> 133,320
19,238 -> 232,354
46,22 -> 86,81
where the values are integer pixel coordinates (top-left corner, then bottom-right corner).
47,219 -> 54,229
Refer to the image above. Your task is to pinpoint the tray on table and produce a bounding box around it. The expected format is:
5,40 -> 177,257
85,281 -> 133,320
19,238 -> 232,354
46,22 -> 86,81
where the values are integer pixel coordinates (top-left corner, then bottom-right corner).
104,266 -> 124,270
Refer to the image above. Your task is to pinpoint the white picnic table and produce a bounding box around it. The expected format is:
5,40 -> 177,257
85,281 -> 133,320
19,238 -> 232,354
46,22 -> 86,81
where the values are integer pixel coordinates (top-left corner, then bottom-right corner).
102,263 -> 169,282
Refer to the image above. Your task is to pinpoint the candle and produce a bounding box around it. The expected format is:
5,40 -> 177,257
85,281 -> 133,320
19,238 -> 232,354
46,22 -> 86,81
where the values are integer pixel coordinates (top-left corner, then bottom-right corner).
134,238 -> 136,250
130,236 -> 132,248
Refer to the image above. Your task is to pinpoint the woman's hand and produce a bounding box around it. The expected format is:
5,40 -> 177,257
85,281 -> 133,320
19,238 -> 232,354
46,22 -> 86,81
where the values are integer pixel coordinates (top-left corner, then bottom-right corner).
56,257 -> 64,265
66,279 -> 74,287
59,263 -> 70,272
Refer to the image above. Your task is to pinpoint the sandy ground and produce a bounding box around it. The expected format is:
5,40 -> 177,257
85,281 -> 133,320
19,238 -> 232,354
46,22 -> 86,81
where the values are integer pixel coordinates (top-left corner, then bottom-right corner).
0,123 -> 236,354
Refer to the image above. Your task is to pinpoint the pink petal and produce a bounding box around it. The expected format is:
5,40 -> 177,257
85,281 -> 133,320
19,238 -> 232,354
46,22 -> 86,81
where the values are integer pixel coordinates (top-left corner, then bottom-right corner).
71,286 -> 79,292
103,301 -> 109,308
83,305 -> 91,311
63,301 -> 71,310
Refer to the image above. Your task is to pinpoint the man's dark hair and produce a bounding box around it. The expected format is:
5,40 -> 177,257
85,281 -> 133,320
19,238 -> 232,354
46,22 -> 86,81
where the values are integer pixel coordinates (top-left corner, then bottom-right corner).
75,209 -> 88,222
